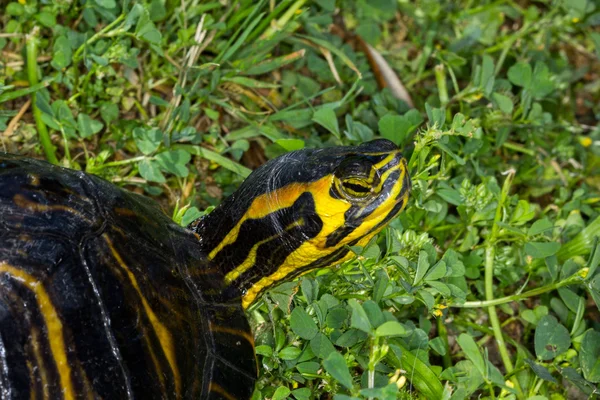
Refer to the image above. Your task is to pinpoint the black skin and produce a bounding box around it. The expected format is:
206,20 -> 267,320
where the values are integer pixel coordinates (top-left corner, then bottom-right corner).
0,139 -> 403,399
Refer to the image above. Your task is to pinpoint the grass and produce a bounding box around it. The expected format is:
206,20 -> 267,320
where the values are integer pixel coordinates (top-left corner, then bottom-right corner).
1,0 -> 600,399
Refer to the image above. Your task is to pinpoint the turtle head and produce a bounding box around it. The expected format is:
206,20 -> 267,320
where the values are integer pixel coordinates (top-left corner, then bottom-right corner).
192,139 -> 411,308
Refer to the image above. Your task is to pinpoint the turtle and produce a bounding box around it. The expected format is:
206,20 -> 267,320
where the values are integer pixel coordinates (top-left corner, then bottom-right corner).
0,138 -> 411,399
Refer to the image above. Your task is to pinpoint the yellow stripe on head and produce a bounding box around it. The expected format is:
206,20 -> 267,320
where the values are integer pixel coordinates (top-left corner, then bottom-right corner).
194,139 -> 411,308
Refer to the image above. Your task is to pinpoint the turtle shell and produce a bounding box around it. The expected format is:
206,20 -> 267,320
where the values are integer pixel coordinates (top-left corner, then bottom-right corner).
0,154 -> 256,399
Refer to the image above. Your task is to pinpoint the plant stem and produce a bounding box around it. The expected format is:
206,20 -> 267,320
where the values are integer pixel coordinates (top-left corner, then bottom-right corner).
95,156 -> 147,169
453,275 -> 581,308
72,14 -> 126,62
261,0 -> 307,39
484,170 -> 524,398
367,336 -> 378,399
27,27 -> 58,164
436,318 -> 452,369
434,64 -> 449,107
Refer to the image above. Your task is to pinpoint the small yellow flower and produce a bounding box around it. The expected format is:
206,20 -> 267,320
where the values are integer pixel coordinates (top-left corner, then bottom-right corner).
18,0 -> 26,4
389,370 -> 407,389
579,267 -> 589,279
396,376 -> 407,389
579,136 -> 592,147
572,17 -> 580,23
433,309 -> 443,317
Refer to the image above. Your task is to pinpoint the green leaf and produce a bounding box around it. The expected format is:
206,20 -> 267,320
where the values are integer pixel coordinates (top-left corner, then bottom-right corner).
35,11 -> 56,27
457,333 -> 486,379
51,36 -> 73,70
291,387 -> 312,400
534,315 -> 571,360
274,138 -> 304,151
429,337 -> 447,356
425,260 -> 447,281
138,159 -> 165,183
479,55 -> 495,96
373,270 -> 389,304
310,333 -> 336,359
524,359 -> 558,383
375,321 -> 407,337
362,300 -> 385,328
180,207 -> 202,227
427,281 -> 451,296
6,3 -> 24,16
76,113 -> 103,139
414,251 -> 430,285
323,352 -> 353,390
348,299 -> 372,333
528,218 -> 553,236
272,386 -> 291,400
296,361 -> 320,375
581,330 -> 600,382
378,114 -> 413,145
95,0 -> 116,8
155,150 -> 191,177
386,342 -> 444,399
425,103 -> 446,127
133,127 -> 162,155
531,62 -> 554,99
491,92 -> 513,114
325,307 -> 348,329
135,9 -> 162,44
587,239 -> 600,279
525,242 -> 561,259
100,102 -> 119,124
255,345 -> 273,357
312,108 -> 340,139
336,329 -> 367,347
124,3 -> 144,30
437,188 -> 463,206
290,307 -> 318,340
279,346 -> 302,361
507,62 -> 532,88
359,384 -> 398,399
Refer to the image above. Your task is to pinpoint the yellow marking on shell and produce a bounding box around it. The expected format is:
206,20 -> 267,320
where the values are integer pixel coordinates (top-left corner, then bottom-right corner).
208,322 -> 255,348
209,175 -> 350,261
26,359 -> 37,400
0,262 -> 76,400
241,161 -> 408,309
223,218 -> 305,285
142,325 -> 167,394
209,383 -> 237,400
13,194 -> 86,219
29,174 -> 40,186
103,236 -> 181,398
29,327 -> 50,400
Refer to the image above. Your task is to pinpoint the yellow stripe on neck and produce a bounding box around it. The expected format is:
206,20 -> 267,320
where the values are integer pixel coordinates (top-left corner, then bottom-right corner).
209,175 -> 336,261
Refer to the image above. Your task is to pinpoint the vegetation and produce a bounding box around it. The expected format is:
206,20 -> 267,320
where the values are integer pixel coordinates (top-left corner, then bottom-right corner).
1,0 -> 600,399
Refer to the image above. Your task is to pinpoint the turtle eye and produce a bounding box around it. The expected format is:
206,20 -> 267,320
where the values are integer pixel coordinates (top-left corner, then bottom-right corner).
338,177 -> 372,199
